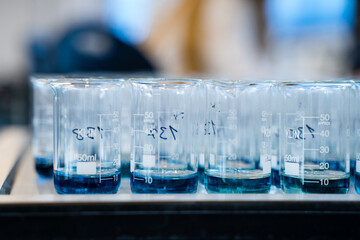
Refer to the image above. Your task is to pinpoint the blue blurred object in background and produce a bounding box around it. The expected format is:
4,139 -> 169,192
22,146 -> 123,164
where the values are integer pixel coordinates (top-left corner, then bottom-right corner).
30,25 -> 154,73
266,0 -> 356,37
55,25 -> 154,73
104,0 -> 153,45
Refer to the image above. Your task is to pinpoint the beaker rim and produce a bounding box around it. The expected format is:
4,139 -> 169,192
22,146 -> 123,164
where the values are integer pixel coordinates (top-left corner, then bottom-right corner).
29,74 -> 67,86
129,78 -> 202,86
30,74 -> 126,85
279,80 -> 353,88
48,78 -> 125,87
206,79 -> 275,88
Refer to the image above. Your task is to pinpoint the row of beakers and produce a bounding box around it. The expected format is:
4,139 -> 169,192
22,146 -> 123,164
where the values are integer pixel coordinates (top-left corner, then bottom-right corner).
31,75 -> 360,194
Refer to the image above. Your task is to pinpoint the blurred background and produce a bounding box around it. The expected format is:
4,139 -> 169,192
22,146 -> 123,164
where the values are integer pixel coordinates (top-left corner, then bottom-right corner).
0,0 -> 358,127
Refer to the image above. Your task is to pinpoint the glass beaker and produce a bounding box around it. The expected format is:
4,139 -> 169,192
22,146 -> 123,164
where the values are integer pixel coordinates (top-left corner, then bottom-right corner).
353,81 -> 360,193
119,81 -> 132,177
130,78 -> 201,193
271,83 -> 282,188
280,81 -> 350,193
50,78 -> 123,194
204,81 -> 272,193
30,75 -> 55,178
350,80 -> 357,179
198,81 -> 207,185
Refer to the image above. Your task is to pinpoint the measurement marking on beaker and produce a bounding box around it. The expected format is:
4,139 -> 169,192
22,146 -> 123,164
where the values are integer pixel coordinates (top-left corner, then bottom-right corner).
304,148 -> 319,151
303,180 -> 319,183
99,114 -> 102,182
101,177 -> 113,181
96,112 -> 121,183
301,116 -> 305,185
132,114 -> 136,172
157,113 -> 160,170
300,114 -> 325,186
134,177 -> 144,181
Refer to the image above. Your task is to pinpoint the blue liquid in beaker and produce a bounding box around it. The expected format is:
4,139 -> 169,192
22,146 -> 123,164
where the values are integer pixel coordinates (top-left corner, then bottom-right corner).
54,168 -> 121,194
351,159 -> 355,177
355,173 -> 360,193
198,166 -> 205,184
282,172 -> 349,194
130,170 -> 198,193
121,161 -> 131,177
205,169 -> 271,193
35,157 -> 53,178
271,168 -> 280,188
